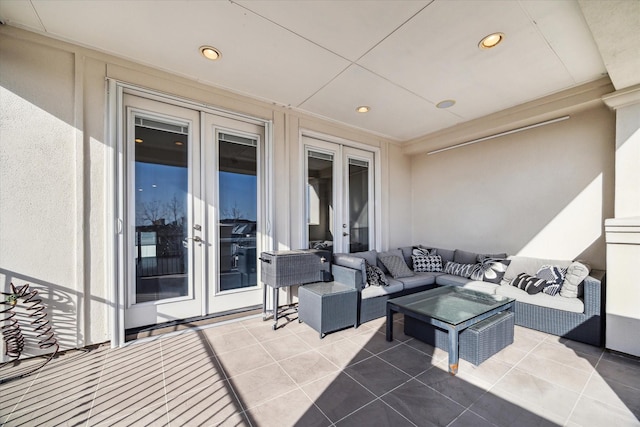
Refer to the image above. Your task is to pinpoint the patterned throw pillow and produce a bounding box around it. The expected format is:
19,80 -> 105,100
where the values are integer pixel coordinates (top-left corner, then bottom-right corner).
412,247 -> 436,257
443,261 -> 475,278
470,257 -> 511,283
412,255 -> 443,272
365,260 -> 388,287
379,255 -> 414,278
511,273 -> 547,295
536,265 -> 566,296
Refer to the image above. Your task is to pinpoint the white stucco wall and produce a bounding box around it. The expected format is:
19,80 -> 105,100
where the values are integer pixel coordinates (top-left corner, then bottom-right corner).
0,26 -> 399,354
410,106 -> 615,270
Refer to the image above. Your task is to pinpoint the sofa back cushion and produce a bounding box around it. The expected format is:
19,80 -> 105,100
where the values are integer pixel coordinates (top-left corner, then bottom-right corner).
502,256 -> 573,287
453,249 -> 479,264
419,245 -> 455,265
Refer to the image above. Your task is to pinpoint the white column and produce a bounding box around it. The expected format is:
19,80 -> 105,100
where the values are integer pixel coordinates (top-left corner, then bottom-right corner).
603,86 -> 640,356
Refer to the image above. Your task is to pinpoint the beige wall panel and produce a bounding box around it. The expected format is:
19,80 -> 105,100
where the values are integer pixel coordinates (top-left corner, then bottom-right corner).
410,106 -> 615,269
0,36 -> 80,355
83,57 -> 110,345
387,143 -> 412,249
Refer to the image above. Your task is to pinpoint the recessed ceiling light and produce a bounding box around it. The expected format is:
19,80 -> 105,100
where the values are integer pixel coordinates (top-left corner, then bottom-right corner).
479,32 -> 505,50
175,141 -> 184,146
436,100 -> 456,109
356,106 -> 370,113
200,45 -> 221,61
135,138 -> 143,143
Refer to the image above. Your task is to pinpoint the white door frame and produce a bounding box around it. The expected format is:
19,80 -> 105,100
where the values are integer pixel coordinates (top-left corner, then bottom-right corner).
300,130 -> 381,253
107,81 -> 273,347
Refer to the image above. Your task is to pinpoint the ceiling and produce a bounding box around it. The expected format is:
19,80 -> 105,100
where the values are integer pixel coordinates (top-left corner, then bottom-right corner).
0,0 -> 631,142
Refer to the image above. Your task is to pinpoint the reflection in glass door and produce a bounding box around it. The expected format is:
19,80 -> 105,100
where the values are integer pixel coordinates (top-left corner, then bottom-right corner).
134,118 -> 189,303
307,150 -> 334,252
346,157 -> 371,253
218,133 -> 258,291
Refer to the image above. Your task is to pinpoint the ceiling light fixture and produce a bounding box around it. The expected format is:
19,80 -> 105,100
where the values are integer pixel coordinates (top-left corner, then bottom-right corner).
175,141 -> 184,146
436,100 -> 456,109
479,32 -> 505,50
200,45 -> 222,61
356,106 -> 370,113
135,138 -> 143,143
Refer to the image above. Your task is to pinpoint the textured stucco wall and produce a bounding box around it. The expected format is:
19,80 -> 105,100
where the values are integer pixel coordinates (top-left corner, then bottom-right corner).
0,36 -> 81,356
410,106 -> 615,270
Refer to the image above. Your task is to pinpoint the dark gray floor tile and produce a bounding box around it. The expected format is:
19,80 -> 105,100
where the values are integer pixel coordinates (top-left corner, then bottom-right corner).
468,390 -> 562,427
381,379 -> 465,427
416,363 -> 490,408
377,343 -> 437,377
448,410 -> 496,427
301,372 -> 376,423
336,399 -> 415,427
345,356 -> 410,396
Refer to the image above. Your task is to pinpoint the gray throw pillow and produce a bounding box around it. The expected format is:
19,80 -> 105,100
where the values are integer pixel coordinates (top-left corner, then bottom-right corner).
379,255 -> 414,278
560,261 -> 590,298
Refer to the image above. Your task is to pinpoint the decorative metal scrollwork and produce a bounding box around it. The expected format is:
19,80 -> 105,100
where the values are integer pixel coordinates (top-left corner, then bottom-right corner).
0,283 -> 59,384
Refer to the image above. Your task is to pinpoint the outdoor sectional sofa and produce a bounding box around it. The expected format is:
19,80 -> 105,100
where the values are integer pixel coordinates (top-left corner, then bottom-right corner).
331,246 -> 606,347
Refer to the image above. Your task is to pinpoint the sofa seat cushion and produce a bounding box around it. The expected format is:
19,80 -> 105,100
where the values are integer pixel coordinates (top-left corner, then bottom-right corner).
397,272 -> 438,290
436,274 -> 472,287
360,278 -> 404,299
496,284 -> 584,313
460,281 -> 500,295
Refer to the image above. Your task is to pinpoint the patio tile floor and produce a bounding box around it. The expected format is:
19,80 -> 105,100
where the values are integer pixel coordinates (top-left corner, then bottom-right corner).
1,313 -> 639,426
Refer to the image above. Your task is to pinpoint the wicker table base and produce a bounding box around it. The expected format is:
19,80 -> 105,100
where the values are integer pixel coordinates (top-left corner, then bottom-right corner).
298,282 -> 357,338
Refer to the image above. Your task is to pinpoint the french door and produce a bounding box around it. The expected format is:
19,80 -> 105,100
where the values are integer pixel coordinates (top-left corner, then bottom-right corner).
303,136 -> 375,253
123,95 -> 264,329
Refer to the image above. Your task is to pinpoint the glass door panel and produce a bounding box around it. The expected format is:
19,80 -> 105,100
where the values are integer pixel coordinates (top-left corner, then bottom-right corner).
134,119 -> 189,302
204,114 -> 265,314
307,150 -> 335,251
218,133 -> 258,291
347,158 -> 370,252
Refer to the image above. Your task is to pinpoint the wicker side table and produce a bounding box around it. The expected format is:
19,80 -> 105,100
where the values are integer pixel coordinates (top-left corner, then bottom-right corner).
298,282 -> 358,338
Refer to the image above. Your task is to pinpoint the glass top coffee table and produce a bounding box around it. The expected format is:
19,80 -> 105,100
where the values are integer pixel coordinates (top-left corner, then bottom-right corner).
386,286 -> 514,375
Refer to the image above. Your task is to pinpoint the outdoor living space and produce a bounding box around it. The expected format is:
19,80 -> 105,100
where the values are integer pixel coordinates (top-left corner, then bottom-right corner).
1,314 -> 638,427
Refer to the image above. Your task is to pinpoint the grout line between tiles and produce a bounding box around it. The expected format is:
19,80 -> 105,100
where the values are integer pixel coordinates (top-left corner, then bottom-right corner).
82,348 -> 111,426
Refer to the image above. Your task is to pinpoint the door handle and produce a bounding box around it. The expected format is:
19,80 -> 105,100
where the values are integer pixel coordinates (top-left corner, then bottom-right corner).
343,232 -> 349,237
182,236 -> 204,247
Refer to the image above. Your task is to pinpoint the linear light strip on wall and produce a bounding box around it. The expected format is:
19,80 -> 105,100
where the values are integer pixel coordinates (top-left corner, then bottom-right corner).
426,115 -> 570,155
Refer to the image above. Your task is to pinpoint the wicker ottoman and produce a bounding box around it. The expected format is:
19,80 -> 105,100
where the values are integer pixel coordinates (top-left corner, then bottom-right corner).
298,282 -> 357,338
404,310 -> 514,366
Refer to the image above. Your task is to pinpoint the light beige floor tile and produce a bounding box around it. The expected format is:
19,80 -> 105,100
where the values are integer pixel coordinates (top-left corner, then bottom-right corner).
582,372 -> 640,417
315,337 -> 373,368
163,355 -> 227,397
166,380 -> 246,427
245,388 -> 330,427
279,349 -> 340,386
516,353 -> 592,392
492,368 -> 580,420
532,341 -> 599,372
260,333 -> 312,361
567,394 -> 640,427
203,329 -> 260,355
227,363 -> 298,410
215,342 -> 275,378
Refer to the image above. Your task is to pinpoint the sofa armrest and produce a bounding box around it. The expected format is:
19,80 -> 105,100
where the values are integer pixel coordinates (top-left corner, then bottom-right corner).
583,269 -> 605,316
332,264 -> 365,291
